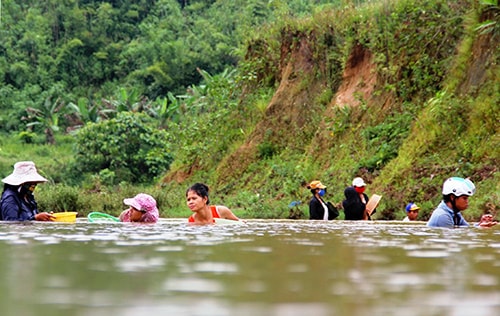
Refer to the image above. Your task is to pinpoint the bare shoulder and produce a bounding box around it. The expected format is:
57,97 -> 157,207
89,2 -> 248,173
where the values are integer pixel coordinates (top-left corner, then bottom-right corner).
216,205 -> 239,220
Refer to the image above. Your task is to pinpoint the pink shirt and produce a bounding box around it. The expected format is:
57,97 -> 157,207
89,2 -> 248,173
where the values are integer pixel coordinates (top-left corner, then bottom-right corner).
119,207 -> 159,223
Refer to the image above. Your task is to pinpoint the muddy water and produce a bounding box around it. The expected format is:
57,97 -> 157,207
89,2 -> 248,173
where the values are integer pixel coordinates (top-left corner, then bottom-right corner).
0,219 -> 499,316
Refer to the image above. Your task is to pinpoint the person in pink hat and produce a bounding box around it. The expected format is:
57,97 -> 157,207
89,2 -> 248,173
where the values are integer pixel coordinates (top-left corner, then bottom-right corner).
119,193 -> 159,223
1,161 -> 55,221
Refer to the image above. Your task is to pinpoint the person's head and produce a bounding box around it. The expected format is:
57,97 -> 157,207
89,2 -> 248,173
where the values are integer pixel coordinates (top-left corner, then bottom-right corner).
123,193 -> 158,222
352,177 -> 366,194
2,161 -> 48,194
442,177 -> 475,212
405,203 -> 420,221
307,180 -> 326,197
186,183 -> 210,212
344,186 -> 358,200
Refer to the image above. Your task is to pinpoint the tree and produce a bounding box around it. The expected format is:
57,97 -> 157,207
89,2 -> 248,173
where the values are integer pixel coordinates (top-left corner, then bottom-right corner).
74,112 -> 173,184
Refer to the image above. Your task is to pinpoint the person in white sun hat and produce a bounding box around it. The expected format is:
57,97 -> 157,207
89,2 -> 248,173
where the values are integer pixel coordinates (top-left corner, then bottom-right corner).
1,161 -> 55,221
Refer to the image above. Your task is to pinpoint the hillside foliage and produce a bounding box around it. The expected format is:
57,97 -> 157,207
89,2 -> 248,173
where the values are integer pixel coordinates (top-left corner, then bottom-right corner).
0,0 -> 498,221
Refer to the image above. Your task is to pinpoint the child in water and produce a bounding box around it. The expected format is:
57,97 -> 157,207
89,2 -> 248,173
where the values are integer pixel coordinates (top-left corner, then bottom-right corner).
119,193 -> 159,223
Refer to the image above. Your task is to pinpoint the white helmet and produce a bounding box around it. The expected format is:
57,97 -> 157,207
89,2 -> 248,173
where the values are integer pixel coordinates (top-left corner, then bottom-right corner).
442,177 -> 475,196
352,177 -> 366,187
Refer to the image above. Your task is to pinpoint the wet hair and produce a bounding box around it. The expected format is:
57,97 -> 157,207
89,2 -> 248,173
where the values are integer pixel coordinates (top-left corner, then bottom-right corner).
443,193 -> 462,203
443,194 -> 452,203
186,183 -> 210,204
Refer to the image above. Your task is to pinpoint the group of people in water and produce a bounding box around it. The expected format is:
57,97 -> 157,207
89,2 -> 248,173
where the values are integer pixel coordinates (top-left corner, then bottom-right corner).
0,161 -> 497,228
307,176 -> 497,228
308,177 -> 375,221
0,161 -> 240,224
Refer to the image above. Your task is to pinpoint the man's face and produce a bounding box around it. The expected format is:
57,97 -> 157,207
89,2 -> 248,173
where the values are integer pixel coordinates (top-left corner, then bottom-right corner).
453,195 -> 469,211
407,209 -> 419,221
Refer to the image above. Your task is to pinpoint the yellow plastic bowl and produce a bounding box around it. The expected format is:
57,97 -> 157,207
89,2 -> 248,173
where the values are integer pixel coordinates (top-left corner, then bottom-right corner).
52,212 -> 78,223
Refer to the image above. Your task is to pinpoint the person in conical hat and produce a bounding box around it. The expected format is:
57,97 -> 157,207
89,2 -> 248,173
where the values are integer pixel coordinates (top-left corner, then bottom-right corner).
1,161 -> 54,221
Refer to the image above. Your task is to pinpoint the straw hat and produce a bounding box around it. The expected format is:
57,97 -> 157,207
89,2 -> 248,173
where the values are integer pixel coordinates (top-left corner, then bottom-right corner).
2,161 -> 48,185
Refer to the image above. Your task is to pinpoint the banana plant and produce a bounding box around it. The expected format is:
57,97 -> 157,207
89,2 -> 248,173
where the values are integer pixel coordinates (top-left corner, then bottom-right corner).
101,87 -> 146,114
147,92 -> 182,128
25,97 -> 64,145
67,97 -> 113,126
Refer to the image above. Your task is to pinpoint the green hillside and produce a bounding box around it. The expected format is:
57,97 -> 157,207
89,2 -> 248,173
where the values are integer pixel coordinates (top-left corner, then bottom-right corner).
163,0 -> 499,220
0,0 -> 498,221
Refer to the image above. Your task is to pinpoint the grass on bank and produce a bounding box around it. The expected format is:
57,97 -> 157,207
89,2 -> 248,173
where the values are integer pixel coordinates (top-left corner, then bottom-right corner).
0,131 -> 497,222
0,133 -> 284,219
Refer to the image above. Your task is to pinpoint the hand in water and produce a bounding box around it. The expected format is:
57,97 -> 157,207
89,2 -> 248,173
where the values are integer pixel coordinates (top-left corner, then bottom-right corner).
477,214 -> 497,228
35,212 -> 55,221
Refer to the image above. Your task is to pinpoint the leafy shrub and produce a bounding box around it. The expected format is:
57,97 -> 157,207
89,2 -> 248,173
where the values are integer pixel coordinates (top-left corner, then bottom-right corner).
74,112 -> 173,184
258,142 -> 278,159
358,113 -> 413,171
37,185 -> 84,213
18,131 -> 37,144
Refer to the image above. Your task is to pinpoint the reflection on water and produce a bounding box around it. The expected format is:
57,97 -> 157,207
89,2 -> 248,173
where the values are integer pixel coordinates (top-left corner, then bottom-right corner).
0,219 -> 499,316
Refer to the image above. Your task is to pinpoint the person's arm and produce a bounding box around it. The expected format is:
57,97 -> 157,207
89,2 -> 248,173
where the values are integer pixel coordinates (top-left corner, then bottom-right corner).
118,209 -> 128,222
474,214 -> 498,228
1,195 -> 23,221
217,205 -> 239,221
34,212 -> 55,221
309,199 -> 322,220
363,193 -> 375,220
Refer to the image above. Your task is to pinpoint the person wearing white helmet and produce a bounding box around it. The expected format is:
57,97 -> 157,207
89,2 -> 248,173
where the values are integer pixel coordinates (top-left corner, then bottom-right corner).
427,177 -> 497,228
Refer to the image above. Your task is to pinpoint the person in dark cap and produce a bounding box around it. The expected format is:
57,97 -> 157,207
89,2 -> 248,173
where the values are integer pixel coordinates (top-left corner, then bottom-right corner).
403,203 -> 420,221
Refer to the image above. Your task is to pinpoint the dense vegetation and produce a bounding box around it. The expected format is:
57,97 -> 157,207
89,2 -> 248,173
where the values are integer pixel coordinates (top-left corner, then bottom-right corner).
0,0 -> 498,221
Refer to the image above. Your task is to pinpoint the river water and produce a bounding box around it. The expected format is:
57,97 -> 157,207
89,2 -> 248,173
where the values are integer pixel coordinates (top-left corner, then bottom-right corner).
0,219 -> 498,316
